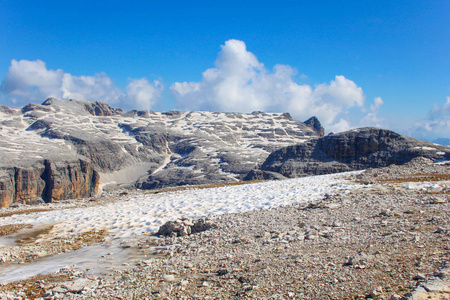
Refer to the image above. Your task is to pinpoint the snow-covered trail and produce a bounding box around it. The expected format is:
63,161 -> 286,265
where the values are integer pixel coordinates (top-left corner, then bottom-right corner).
0,172 -> 361,239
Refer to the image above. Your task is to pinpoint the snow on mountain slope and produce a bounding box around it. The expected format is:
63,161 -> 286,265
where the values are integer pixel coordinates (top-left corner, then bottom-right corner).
0,98 -> 321,207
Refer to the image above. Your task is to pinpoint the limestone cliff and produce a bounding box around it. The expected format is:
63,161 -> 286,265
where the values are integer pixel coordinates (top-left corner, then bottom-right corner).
0,159 -> 99,208
252,127 -> 450,179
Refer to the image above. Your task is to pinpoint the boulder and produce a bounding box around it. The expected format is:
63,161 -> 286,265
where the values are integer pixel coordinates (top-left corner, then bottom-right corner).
156,218 -> 214,237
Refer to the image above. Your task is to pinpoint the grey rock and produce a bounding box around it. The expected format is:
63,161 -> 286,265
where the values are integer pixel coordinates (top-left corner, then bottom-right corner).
347,252 -> 374,267
304,116 -> 324,137
163,274 -> 177,283
156,218 -> 214,237
370,286 -> 383,298
191,218 -> 214,233
243,170 -> 288,181
413,273 -> 426,281
259,127 -> 450,178
62,278 -> 93,293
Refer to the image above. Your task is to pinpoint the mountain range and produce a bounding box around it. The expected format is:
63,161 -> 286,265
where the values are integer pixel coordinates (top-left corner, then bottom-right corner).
1,98 -> 449,208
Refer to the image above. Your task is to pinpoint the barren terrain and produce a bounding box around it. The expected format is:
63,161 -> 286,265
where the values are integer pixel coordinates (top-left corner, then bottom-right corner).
0,158 -> 449,299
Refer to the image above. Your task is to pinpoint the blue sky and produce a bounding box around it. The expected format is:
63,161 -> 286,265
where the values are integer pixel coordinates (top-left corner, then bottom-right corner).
0,0 -> 449,140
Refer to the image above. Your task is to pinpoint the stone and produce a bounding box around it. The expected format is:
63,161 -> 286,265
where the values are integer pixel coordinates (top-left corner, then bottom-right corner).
156,218 -> 214,237
413,273 -> 426,281
430,198 -> 446,204
369,286 -> 383,298
191,218 -> 214,233
305,234 -> 318,240
435,227 -> 446,234
62,278 -> 92,293
178,226 -> 191,236
52,286 -> 68,294
346,252 -> 373,267
163,275 -> 177,283
216,269 -> 228,276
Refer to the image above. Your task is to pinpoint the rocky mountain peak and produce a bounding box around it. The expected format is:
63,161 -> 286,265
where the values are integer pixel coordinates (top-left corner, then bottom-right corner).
304,116 -> 324,137
41,98 -> 124,116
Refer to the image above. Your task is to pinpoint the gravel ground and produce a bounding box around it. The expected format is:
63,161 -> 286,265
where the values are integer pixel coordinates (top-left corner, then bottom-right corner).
0,158 -> 449,299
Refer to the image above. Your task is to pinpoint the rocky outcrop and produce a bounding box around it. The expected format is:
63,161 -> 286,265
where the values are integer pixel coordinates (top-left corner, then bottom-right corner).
41,98 -> 124,116
0,159 -> 99,208
41,159 -> 99,202
304,116 -> 324,137
242,170 -> 287,181
252,127 -> 450,179
83,101 -> 123,116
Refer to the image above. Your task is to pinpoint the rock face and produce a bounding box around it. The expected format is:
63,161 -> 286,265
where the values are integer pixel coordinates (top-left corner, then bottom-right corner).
130,110 -> 319,189
0,159 -> 99,208
0,98 -> 320,207
254,127 -> 450,178
304,116 -> 324,137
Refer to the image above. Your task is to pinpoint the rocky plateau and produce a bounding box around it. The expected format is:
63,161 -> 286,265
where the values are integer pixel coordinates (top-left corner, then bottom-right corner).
1,98 -> 449,208
0,98 -> 321,208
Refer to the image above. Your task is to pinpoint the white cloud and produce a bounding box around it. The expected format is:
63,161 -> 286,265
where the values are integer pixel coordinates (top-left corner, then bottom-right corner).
329,118 -> 352,133
370,96 -> 384,111
359,97 -> 385,128
171,39 -> 366,131
411,97 -> 450,140
125,78 -> 163,110
428,96 -> 450,121
1,59 -> 64,101
60,72 -> 123,105
0,59 -> 163,110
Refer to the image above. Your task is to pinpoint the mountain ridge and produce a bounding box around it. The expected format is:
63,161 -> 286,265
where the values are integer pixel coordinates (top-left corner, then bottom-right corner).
246,127 -> 450,180
1,98 -> 449,208
0,98 -> 321,207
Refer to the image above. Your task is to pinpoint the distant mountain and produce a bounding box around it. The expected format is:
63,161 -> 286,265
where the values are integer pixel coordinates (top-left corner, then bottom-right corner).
2,98 -> 448,209
433,138 -> 450,146
0,98 -> 321,208
245,127 -> 450,180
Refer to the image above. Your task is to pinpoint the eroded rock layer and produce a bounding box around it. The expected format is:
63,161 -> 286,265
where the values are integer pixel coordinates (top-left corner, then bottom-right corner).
0,98 -> 320,207
255,127 -> 450,179
0,159 -> 99,208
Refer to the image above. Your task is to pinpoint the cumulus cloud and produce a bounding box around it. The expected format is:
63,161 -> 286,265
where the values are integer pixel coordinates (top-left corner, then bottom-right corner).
125,78 -> 163,110
359,97 -> 385,128
1,59 -> 64,102
411,97 -> 450,140
0,59 -> 163,110
170,39 -> 366,132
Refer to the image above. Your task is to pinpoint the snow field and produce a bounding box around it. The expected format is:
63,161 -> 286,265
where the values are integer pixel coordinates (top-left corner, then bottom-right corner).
0,172 -> 362,239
